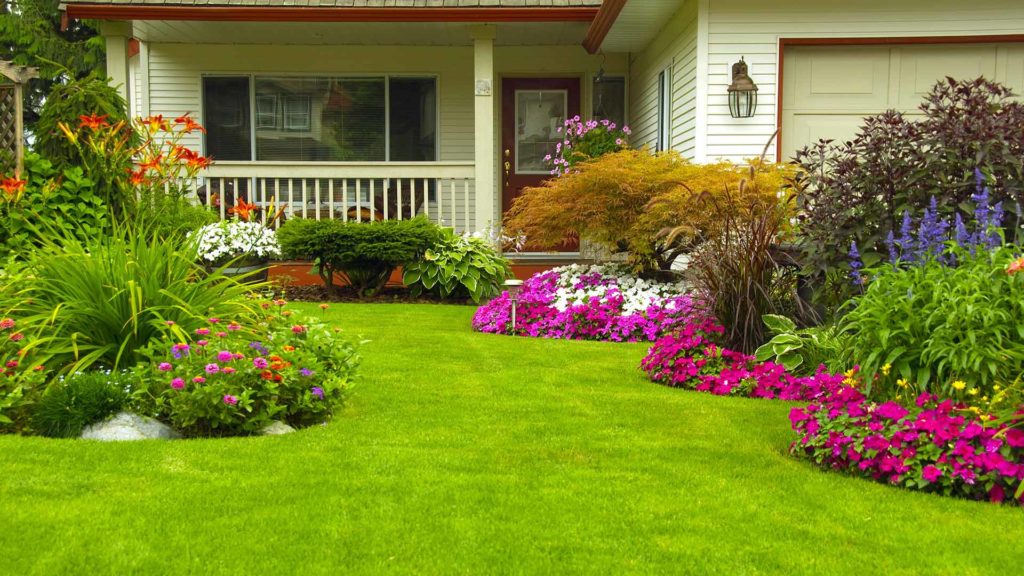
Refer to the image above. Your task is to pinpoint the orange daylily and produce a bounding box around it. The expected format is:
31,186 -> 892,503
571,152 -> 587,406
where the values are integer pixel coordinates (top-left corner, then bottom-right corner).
174,113 -> 207,134
141,115 -> 170,133
187,155 -> 212,169
229,197 -> 259,221
1,176 -> 27,197
128,168 -> 148,186
138,154 -> 163,171
78,114 -> 110,131
1008,257 -> 1024,276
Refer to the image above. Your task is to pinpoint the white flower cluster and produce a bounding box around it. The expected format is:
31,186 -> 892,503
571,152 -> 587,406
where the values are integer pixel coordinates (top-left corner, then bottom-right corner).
189,220 -> 282,263
548,264 -> 687,314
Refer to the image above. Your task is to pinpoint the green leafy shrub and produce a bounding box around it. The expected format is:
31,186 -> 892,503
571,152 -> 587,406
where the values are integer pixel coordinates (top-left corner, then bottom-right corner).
0,225 -> 262,372
754,315 -> 847,374
33,73 -> 130,171
134,306 -> 359,436
403,228 -> 511,303
0,152 -> 108,256
841,246 -> 1024,407
278,217 -> 440,297
0,311 -> 48,433
30,371 -> 130,438
795,77 -> 1024,304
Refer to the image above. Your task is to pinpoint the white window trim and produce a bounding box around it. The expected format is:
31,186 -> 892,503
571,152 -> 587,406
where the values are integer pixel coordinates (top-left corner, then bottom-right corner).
657,68 -> 672,152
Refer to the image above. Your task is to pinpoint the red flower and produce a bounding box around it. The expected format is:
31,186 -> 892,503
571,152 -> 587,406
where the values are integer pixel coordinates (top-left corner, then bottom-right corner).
174,113 -> 207,134
142,115 -> 170,133
128,168 -> 149,186
228,198 -> 258,221
138,154 -> 163,171
1,177 -> 27,197
78,114 -> 110,131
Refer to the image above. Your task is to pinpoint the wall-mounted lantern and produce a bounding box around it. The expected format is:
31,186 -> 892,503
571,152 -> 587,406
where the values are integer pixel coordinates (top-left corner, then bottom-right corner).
727,57 -> 758,119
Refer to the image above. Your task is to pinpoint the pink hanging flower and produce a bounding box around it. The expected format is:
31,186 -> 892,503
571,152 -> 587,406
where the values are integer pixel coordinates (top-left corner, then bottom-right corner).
223,394 -> 238,406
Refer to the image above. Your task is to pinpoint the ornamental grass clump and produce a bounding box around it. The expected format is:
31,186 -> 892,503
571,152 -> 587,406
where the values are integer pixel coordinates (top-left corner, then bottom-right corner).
472,265 -> 697,342
134,302 -> 359,436
790,381 -> 1024,505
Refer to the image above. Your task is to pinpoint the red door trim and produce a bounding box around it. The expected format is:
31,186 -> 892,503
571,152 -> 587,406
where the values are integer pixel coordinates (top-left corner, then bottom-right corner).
775,34 -> 1024,162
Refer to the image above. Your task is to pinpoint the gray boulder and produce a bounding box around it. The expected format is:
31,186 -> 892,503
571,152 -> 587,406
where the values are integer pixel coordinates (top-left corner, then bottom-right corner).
81,412 -> 181,441
258,421 -> 296,436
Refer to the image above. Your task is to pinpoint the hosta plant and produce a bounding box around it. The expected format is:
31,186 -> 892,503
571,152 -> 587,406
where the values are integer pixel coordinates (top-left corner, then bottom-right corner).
403,227 -> 512,303
134,303 -> 360,436
754,315 -> 847,375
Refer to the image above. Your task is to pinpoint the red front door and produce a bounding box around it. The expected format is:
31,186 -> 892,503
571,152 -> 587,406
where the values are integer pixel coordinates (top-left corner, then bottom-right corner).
501,77 -> 581,251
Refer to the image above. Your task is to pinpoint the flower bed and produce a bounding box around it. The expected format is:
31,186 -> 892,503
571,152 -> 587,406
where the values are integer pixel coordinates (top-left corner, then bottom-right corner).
472,265 -> 696,342
640,319 -> 845,402
790,384 -> 1024,505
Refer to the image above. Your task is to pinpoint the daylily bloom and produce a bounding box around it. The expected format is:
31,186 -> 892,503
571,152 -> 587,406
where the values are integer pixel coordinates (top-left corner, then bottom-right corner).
78,114 -> 110,130
1,177 -> 27,197
174,113 -> 207,134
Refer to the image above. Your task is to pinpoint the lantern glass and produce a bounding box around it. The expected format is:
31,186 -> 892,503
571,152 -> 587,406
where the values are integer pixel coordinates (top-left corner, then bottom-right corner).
729,90 -> 757,119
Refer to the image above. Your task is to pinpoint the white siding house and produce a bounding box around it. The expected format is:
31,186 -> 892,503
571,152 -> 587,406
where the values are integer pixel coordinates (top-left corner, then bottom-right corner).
62,0 -> 1024,244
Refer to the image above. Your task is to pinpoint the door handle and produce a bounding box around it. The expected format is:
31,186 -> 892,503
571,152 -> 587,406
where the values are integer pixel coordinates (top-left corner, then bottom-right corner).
503,150 -> 511,186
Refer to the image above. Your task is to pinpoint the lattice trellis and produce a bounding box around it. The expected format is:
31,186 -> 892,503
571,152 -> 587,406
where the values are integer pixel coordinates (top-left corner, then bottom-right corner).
0,84 -> 16,174
0,62 -> 39,177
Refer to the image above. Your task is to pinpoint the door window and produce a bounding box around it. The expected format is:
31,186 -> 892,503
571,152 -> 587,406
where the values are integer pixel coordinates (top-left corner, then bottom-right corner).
515,89 -> 567,174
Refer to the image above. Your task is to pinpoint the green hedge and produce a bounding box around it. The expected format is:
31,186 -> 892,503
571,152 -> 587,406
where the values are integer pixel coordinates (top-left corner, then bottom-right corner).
278,217 -> 441,297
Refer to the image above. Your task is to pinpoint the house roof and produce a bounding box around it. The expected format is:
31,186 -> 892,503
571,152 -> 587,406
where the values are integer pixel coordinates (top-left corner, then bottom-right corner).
61,0 -> 605,23
61,0 -> 603,7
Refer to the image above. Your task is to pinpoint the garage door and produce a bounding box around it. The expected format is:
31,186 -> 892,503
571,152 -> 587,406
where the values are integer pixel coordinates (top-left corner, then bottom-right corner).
781,43 -> 1024,160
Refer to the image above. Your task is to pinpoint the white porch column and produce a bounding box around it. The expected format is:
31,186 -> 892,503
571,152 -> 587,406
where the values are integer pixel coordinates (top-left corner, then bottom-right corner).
471,25 -> 497,233
100,21 -> 132,104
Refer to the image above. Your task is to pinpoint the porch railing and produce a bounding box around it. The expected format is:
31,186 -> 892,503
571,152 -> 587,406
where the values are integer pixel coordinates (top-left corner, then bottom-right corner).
191,162 -> 477,233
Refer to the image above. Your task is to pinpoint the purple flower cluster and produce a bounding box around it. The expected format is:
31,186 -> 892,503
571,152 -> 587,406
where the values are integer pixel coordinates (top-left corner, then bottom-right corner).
641,320 -> 847,402
791,384 -> 1024,505
544,116 -> 631,177
472,267 -> 699,343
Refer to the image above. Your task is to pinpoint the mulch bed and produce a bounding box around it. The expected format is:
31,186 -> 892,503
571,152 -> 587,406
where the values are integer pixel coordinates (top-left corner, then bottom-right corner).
283,284 -> 474,305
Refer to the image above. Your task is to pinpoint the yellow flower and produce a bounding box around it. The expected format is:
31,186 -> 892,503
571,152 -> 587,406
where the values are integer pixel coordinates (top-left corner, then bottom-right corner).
896,378 -> 909,389
844,368 -> 857,379
952,380 -> 967,391
994,384 -> 1001,391
969,406 -> 982,415
968,388 -> 980,396
881,363 -> 891,376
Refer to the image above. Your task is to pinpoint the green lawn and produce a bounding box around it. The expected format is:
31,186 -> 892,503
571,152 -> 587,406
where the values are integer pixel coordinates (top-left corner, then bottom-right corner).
0,303 -> 1019,575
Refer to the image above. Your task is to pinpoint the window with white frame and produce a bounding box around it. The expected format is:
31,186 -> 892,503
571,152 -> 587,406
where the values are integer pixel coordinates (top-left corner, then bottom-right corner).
202,75 -> 438,162
657,68 -> 671,152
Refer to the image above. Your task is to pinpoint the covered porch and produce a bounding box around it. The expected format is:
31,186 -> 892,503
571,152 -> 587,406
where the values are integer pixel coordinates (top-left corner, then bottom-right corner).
66,1 -> 628,237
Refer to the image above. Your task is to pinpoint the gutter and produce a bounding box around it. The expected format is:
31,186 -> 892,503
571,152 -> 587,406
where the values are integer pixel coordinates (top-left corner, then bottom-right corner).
583,0 -> 627,54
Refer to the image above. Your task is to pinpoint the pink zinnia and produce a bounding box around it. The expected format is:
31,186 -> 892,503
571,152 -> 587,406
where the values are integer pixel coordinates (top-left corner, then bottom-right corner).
195,328 -> 211,336
196,339 -> 209,347
192,376 -> 206,384
158,362 -> 173,372
0,318 -> 15,330
205,363 -> 220,374
223,394 -> 238,406
208,317 -> 220,324
170,378 -> 185,390
10,333 -> 23,342
216,331 -> 227,338
217,350 -> 234,363
222,367 -> 237,374
291,325 -> 306,334
253,357 -> 268,369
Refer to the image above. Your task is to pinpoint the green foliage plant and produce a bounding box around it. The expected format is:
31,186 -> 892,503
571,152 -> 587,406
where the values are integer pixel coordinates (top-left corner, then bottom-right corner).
277,217 -> 440,298
841,245 -> 1024,408
0,152 -> 107,255
30,371 -> 129,438
754,314 -> 847,374
0,302 -> 48,433
33,73 -> 130,170
0,224 -> 263,372
403,227 -> 512,303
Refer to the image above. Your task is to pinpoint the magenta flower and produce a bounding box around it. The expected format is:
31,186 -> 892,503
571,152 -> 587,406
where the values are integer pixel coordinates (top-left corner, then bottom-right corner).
195,327 -> 211,336
223,367 -> 237,374
170,377 -> 185,390
922,465 -> 943,483
158,362 -> 173,372
216,331 -> 227,338
223,394 -> 238,406
208,317 -> 220,324
164,320 -> 176,326
205,363 -> 220,374
196,339 -> 209,347
253,357 -> 268,369
217,350 -> 234,363
291,325 -> 307,334
193,376 -> 206,384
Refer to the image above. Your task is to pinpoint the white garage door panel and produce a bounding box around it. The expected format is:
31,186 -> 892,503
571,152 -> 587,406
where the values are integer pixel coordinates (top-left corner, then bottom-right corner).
896,45 -> 998,109
782,42 -> 1024,161
789,114 -> 867,149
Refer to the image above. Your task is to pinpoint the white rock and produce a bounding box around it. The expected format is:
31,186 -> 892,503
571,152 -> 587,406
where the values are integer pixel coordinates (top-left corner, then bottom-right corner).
258,421 -> 295,436
81,412 -> 181,441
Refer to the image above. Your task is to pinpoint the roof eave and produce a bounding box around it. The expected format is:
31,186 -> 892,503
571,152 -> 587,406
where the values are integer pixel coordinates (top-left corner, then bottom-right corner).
582,0 -> 627,54
62,4 -> 601,23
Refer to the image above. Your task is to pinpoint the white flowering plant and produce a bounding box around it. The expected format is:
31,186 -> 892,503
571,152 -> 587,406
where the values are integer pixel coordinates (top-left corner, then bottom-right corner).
190,220 -> 281,265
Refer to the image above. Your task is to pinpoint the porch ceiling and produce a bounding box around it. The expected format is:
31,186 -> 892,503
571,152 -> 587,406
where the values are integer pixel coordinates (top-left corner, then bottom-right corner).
130,19 -> 592,45
599,0 -> 682,53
